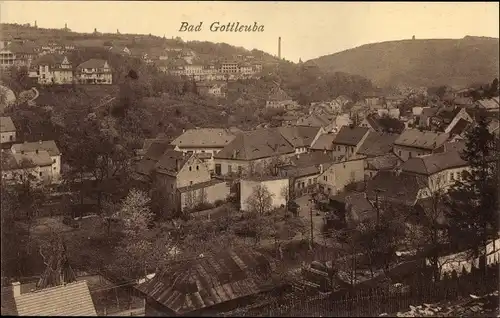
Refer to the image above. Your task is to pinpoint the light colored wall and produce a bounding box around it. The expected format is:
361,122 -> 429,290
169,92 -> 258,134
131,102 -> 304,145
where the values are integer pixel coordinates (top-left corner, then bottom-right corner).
176,157 -> 211,188
393,145 -> 432,162
180,181 -> 231,212
317,159 -> 365,196
175,146 -> 223,155
240,178 -> 289,212
2,165 -> 53,184
0,131 -> 16,143
50,155 -> 61,180
214,153 -> 295,176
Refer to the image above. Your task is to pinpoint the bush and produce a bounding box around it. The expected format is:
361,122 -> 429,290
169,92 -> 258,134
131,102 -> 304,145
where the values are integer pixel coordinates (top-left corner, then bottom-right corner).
213,199 -> 225,207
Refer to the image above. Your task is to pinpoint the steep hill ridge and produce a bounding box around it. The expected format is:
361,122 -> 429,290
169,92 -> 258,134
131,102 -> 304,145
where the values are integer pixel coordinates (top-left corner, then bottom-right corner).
310,36 -> 499,88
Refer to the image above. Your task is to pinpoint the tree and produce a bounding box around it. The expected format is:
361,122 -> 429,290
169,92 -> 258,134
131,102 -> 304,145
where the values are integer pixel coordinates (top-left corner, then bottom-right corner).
446,115 -> 499,269
245,184 -> 274,216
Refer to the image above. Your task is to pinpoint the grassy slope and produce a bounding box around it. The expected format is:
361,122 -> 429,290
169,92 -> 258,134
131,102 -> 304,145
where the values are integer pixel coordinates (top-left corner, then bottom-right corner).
310,36 -> 500,88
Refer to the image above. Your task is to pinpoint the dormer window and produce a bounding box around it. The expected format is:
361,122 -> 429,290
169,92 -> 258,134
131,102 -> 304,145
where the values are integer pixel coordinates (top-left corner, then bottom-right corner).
189,166 -> 192,171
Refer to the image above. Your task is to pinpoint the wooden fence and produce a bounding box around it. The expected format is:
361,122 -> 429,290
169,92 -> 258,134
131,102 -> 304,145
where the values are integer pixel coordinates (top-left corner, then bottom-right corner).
230,264 -> 499,317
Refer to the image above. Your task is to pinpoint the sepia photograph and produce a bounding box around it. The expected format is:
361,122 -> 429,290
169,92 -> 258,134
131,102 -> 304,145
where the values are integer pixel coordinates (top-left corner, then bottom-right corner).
0,1 -> 499,316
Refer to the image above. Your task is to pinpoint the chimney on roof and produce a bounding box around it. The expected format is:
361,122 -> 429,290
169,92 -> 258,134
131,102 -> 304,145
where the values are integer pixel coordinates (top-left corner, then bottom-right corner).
232,150 -> 237,159
319,164 -> 324,174
12,281 -> 21,297
175,159 -> 182,171
39,140 -> 42,144
182,129 -> 185,133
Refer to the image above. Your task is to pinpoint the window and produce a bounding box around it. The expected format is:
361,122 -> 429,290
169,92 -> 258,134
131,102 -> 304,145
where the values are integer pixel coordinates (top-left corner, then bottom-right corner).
228,165 -> 232,173
313,178 -> 317,183
398,150 -> 401,156
189,166 -> 192,171
323,175 -> 328,182
190,181 -> 193,186
39,172 -> 42,177
409,152 -> 412,158
308,179 -> 312,185
9,135 -> 12,141
238,166 -> 243,174
215,164 -> 222,175
450,172 -> 455,181
53,167 -> 56,170
196,165 -> 199,171
53,159 -> 56,163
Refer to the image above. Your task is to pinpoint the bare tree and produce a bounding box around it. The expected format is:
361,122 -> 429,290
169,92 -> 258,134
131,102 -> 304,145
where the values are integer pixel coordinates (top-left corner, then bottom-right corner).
245,184 -> 274,216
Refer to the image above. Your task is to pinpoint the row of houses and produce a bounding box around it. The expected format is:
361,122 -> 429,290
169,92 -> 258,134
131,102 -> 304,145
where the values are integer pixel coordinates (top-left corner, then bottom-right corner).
30,55 -> 113,85
0,116 -> 62,184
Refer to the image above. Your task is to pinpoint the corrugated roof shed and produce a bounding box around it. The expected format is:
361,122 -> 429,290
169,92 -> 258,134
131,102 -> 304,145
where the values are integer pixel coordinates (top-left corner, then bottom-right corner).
137,248 -> 276,315
14,281 -> 97,316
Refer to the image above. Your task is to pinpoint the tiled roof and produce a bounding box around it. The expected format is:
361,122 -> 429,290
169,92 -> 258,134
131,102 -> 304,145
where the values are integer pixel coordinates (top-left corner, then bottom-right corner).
345,192 -> 375,224
310,133 -> 336,151
443,141 -> 466,153
14,281 -> 97,316
32,54 -> 70,68
4,42 -> 36,54
333,126 -> 370,146
296,113 -> 330,128
171,128 -> 239,148
394,129 -> 449,150
401,151 -> 468,176
2,149 -> 53,170
76,59 -> 109,70
357,131 -> 399,157
268,86 -> 292,102
476,97 -> 499,110
277,126 -> 320,148
145,141 -> 174,161
155,150 -> 190,176
0,116 -> 15,132
365,170 -> 427,206
137,248 -> 276,315
12,140 -> 61,156
214,128 -> 295,161
365,153 -> 401,171
279,152 -> 334,178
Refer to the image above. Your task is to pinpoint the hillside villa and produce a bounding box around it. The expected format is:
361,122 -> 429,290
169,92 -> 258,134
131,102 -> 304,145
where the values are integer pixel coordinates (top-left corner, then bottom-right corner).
76,59 -> 112,85
32,54 -> 73,85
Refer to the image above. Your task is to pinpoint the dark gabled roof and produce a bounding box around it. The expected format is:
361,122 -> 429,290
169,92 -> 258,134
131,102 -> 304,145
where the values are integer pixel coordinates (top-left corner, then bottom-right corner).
357,131 -> 399,157
0,116 -> 15,132
442,141 -> 466,153
277,126 -> 320,148
401,151 -> 468,176
365,153 -> 401,171
214,128 -> 295,161
345,192 -> 375,224
3,42 -> 36,54
448,118 -> 471,136
32,54 -> 70,68
364,114 -> 384,131
333,126 -> 370,146
394,129 -> 449,150
296,113 -> 330,128
365,170 -> 427,206
76,59 -> 109,70
155,150 -> 190,176
145,141 -> 174,161
279,152 -> 334,178
137,248 -> 276,315
310,133 -> 336,151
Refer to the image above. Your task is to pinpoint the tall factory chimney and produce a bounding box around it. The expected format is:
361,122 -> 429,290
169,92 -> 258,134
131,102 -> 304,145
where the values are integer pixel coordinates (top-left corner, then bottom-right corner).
278,37 -> 281,59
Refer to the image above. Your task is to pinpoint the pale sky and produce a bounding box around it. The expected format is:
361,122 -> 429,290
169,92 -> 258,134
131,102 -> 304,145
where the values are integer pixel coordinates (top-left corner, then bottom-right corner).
1,1 -> 499,62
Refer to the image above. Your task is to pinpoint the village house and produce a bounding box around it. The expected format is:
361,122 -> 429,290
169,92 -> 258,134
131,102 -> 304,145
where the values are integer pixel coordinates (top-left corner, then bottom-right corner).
330,126 -> 370,162
197,82 -> 226,98
400,150 -> 470,194
476,97 -> 500,113
377,107 -> 401,119
0,42 -> 37,69
154,150 -> 230,214
4,140 -> 62,183
240,176 -> 290,211
266,86 -> 298,110
137,248 -> 277,316
444,107 -> 474,134
133,139 -> 174,184
310,132 -> 337,157
356,131 -> 401,180
277,152 -> 334,197
329,192 -> 376,228
277,125 -> 323,154
296,112 -> 335,132
76,59 -> 112,84
108,45 -> 131,56
213,128 -> 296,176
393,129 -> 449,161
32,54 -> 73,85
0,116 -> 16,144
316,154 -> 366,197
359,114 -> 385,132
384,95 -> 405,108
